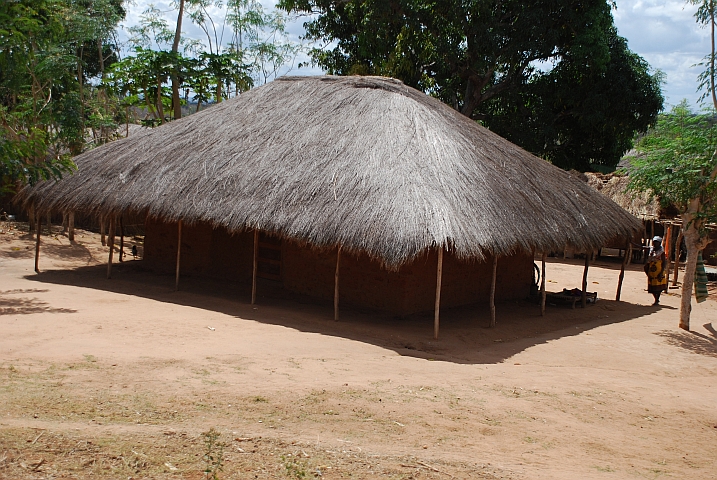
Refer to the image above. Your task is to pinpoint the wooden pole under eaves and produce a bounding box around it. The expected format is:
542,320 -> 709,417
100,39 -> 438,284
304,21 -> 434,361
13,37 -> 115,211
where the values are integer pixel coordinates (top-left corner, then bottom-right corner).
251,229 -> 258,304
28,204 -> 35,233
119,216 -> 125,263
616,242 -> 631,301
34,213 -> 41,273
489,255 -> 498,327
581,251 -> 590,308
540,252 -> 547,316
664,225 -> 672,287
68,211 -> 75,242
334,245 -> 341,321
175,220 -> 182,291
100,214 -> 106,246
434,247 -> 444,340
107,215 -> 115,279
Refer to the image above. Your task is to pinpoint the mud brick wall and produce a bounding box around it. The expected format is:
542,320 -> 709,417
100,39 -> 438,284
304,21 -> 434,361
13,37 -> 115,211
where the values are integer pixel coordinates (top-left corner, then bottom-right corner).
144,219 -> 533,314
143,219 -> 253,281
282,241 -> 533,315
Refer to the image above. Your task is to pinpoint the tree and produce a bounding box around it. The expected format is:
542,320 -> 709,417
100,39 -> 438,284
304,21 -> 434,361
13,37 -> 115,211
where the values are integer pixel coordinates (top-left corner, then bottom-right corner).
0,0 -> 124,193
279,0 -> 663,171
625,0 -> 717,331
627,102 -> 717,330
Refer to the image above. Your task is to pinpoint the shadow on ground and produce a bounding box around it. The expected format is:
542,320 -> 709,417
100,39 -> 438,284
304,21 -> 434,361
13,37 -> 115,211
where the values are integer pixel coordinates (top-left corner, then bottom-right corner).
0,233 -> 96,264
0,288 -> 77,316
655,327 -> 717,358
25,259 -> 657,365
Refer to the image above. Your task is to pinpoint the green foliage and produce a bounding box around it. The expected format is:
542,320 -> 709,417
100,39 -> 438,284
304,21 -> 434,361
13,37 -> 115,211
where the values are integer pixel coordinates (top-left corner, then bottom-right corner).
487,30 -> 664,171
104,47 -> 253,119
278,0 -> 663,171
691,0 -> 717,108
127,4 -> 176,51
627,101 -> 717,237
202,427 -> 225,480
0,0 -> 124,193
282,454 -> 308,479
114,0 -> 297,122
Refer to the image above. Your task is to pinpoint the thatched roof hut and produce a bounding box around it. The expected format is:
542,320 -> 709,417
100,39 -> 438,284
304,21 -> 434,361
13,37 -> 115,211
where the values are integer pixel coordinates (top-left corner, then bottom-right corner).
20,75 -> 641,267
584,172 -> 660,220
19,76 -> 646,331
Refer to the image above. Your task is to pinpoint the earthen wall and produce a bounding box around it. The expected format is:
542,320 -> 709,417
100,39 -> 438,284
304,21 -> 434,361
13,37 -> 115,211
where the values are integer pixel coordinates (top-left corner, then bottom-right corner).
143,220 -> 533,314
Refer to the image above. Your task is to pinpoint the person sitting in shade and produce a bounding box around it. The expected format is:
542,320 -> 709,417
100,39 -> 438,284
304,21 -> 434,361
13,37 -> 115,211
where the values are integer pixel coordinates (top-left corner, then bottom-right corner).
645,236 -> 667,305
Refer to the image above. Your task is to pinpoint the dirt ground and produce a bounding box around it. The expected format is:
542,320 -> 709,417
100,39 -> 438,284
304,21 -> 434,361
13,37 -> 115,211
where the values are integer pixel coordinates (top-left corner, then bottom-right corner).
1,222 -> 716,480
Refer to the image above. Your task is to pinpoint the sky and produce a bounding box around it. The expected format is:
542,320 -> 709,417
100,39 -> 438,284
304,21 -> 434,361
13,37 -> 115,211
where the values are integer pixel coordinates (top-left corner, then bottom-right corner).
120,0 -> 711,111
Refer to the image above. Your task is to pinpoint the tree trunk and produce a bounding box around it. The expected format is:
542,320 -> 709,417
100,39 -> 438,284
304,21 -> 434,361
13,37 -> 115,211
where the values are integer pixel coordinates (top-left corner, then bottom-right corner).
711,1 -> 717,111
100,215 -> 106,246
672,227 -> 684,286
156,75 -> 165,124
73,47 -> 85,155
171,0 -> 184,120
679,235 -> 699,331
679,202 -> 709,330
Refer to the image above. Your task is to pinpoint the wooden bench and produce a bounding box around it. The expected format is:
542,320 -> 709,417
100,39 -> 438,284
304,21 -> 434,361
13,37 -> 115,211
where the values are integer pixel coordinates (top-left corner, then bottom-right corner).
545,291 -> 597,309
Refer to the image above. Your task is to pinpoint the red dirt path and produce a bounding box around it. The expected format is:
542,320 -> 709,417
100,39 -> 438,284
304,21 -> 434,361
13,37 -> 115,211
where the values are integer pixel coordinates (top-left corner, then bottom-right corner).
1,223 -> 716,479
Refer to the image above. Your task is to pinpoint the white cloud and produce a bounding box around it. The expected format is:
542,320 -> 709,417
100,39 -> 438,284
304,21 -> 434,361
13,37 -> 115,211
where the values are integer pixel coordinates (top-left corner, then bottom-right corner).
614,0 -> 710,108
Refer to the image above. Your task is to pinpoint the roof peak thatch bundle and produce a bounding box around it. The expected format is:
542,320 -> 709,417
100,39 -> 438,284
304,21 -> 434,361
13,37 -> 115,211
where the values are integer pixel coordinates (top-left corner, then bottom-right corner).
19,75 -> 641,268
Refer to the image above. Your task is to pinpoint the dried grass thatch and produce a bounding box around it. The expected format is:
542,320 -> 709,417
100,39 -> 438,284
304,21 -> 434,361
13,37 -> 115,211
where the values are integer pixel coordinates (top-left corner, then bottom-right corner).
584,172 -> 659,220
19,76 -> 642,268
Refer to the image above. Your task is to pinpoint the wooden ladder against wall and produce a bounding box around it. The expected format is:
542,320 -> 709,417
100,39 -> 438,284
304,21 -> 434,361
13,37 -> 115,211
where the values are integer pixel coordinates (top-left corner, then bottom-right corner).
257,233 -> 282,281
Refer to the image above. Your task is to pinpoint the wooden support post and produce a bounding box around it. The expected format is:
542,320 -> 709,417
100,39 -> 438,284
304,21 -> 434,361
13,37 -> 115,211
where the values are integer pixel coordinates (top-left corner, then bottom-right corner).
100,214 -> 106,246
46,211 -> 52,235
175,220 -> 182,290
34,213 -> 42,273
540,252 -> 547,316
616,242 -> 631,301
251,229 -> 258,304
334,245 -> 342,321
68,211 -> 75,242
581,251 -> 590,308
489,255 -> 498,327
28,204 -> 35,233
672,226 -> 683,286
119,216 -> 125,262
434,247 -> 444,340
62,213 -> 68,233
107,215 -> 115,279
664,225 -> 672,287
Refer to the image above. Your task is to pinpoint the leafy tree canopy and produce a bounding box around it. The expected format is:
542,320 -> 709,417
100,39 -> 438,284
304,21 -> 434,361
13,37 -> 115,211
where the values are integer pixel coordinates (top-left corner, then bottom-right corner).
0,0 -> 125,192
279,0 -> 663,171
626,100 -> 717,330
628,101 -> 717,236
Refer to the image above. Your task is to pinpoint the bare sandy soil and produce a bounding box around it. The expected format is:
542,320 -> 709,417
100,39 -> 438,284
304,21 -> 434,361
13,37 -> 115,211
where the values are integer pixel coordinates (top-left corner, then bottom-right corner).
1,222 -> 716,479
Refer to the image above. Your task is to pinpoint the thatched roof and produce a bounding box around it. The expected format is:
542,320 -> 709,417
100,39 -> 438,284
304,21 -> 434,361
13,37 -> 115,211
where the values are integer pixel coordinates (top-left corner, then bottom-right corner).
584,172 -> 660,220
19,75 -> 642,268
